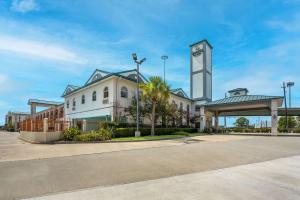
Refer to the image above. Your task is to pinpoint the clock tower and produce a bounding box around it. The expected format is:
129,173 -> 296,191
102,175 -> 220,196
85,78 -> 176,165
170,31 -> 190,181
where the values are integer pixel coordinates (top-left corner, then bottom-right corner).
190,39 -> 212,105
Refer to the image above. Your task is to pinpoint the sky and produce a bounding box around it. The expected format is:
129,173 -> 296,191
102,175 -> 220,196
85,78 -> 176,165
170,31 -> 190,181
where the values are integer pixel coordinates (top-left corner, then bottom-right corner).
0,0 -> 300,125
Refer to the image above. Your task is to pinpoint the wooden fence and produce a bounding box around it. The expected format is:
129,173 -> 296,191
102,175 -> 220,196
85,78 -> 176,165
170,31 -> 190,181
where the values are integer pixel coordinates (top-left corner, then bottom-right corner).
20,119 -> 70,132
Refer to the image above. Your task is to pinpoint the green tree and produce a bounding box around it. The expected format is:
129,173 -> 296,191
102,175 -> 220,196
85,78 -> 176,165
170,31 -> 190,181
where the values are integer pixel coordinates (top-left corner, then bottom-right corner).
126,97 -> 149,123
234,117 -> 249,128
139,76 -> 170,136
278,116 -> 297,129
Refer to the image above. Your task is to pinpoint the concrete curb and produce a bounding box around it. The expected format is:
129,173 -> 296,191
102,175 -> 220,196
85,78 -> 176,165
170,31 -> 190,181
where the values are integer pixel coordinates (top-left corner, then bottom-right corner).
221,133 -> 300,137
52,136 -> 189,144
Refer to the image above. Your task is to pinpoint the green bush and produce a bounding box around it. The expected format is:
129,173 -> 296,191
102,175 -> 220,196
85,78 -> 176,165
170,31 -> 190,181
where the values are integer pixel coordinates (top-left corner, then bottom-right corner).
74,128 -> 112,142
64,127 -> 80,140
294,128 -> 300,133
113,128 -> 197,138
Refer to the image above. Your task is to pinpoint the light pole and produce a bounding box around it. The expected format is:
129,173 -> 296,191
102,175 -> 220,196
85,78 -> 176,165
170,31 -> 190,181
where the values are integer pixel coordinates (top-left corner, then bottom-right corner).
132,53 -> 146,137
287,81 -> 295,108
161,55 -> 168,84
282,82 -> 288,129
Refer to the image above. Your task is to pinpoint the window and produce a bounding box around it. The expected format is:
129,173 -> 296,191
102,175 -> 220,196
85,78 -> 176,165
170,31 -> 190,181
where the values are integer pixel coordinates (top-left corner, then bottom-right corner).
81,95 -> 85,104
72,98 -> 76,111
92,74 -> 101,82
66,100 -> 69,108
121,86 -> 128,98
104,87 -> 109,98
92,91 -> 97,101
72,98 -> 76,107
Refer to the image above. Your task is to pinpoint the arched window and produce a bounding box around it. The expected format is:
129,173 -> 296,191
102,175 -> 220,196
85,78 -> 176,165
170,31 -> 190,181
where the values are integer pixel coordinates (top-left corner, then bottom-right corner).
66,100 -> 69,108
92,91 -> 97,101
81,95 -> 85,104
103,87 -> 109,98
121,86 -> 128,98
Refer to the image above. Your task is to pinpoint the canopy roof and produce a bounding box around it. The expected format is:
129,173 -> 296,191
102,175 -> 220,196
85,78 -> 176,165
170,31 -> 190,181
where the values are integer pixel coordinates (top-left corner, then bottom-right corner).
204,95 -> 283,107
28,99 -> 63,106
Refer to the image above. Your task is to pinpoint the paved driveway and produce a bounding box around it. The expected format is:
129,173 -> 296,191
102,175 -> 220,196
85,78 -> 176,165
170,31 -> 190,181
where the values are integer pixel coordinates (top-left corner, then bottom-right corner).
0,131 -> 251,162
0,132 -> 300,199
27,155 -> 300,200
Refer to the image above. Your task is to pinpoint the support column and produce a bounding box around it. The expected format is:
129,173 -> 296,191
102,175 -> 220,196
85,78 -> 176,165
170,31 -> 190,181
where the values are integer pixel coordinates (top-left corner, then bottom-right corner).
82,120 -> 87,132
30,104 -> 36,115
43,118 -> 48,133
214,111 -> 219,134
199,106 -> 206,132
271,100 -> 278,135
30,119 -> 33,132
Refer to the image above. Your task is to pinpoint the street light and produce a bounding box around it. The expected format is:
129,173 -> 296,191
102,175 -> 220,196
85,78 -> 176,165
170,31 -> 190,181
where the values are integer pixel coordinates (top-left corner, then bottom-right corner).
161,55 -> 168,84
132,53 -> 146,137
287,81 -> 295,108
282,82 -> 288,129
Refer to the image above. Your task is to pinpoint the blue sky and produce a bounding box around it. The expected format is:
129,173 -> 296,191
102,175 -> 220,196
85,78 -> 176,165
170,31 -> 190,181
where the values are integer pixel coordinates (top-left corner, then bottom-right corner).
0,0 -> 300,125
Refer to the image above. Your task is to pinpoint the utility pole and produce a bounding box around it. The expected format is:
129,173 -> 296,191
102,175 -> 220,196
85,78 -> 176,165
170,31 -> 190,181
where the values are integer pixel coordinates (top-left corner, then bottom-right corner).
282,82 -> 288,129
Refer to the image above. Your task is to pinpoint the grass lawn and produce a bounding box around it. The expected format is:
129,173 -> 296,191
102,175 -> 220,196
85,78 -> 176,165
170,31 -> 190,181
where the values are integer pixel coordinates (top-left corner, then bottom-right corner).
111,132 -> 206,141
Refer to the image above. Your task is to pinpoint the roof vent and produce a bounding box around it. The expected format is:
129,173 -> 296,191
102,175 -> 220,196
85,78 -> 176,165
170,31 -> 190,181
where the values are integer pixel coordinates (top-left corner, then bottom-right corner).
228,88 -> 249,97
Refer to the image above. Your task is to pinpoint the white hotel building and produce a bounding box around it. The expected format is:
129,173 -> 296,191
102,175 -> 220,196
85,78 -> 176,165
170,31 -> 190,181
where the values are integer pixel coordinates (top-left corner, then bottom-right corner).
62,39 -> 288,133
62,69 -> 193,127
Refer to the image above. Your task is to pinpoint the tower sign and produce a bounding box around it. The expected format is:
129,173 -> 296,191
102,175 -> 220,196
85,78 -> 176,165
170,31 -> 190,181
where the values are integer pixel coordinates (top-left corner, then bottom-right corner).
190,39 -> 212,104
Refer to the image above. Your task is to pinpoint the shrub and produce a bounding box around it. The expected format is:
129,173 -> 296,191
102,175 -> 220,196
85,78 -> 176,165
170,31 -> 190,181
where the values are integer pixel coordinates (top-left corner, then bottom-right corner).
294,128 -> 300,133
74,128 -> 112,142
113,128 -> 197,138
64,127 -> 80,140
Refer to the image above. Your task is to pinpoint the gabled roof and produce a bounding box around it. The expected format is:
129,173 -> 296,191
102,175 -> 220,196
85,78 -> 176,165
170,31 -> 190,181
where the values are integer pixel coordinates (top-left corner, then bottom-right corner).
204,95 -> 284,107
171,88 -> 189,98
85,69 -> 111,85
62,68 -> 191,100
62,85 -> 80,96
62,69 -> 148,97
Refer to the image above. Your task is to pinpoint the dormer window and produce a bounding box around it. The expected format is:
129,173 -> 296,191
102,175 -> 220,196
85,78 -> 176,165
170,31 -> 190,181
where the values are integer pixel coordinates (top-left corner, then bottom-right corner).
92,74 -> 101,82
66,100 -> 69,109
128,74 -> 137,80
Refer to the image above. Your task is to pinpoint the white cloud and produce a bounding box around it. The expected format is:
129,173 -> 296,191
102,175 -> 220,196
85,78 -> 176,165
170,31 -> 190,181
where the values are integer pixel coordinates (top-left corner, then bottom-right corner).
0,35 -> 87,64
11,0 -> 39,13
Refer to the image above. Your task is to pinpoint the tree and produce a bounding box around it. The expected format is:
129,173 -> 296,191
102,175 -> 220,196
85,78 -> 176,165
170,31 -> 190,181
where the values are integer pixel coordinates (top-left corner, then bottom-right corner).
234,117 -> 249,128
139,76 -> 170,136
126,96 -> 149,124
278,116 -> 297,129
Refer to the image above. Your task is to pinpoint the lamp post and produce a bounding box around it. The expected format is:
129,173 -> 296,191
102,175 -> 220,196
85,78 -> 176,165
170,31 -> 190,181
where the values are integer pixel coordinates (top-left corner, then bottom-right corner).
132,53 -> 146,137
282,82 -> 288,129
161,55 -> 168,84
287,81 -> 295,108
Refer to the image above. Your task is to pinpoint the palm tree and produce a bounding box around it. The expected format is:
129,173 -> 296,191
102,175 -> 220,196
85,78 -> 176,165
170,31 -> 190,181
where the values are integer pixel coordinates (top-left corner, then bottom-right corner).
140,76 -> 170,136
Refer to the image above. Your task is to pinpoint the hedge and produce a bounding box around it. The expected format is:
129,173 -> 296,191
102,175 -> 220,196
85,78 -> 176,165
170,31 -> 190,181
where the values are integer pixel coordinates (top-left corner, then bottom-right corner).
113,128 -> 198,138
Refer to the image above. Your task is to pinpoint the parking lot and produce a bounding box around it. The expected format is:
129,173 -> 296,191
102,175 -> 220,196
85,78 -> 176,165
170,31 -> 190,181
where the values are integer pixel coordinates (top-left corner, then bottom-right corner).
1,131 -> 300,199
